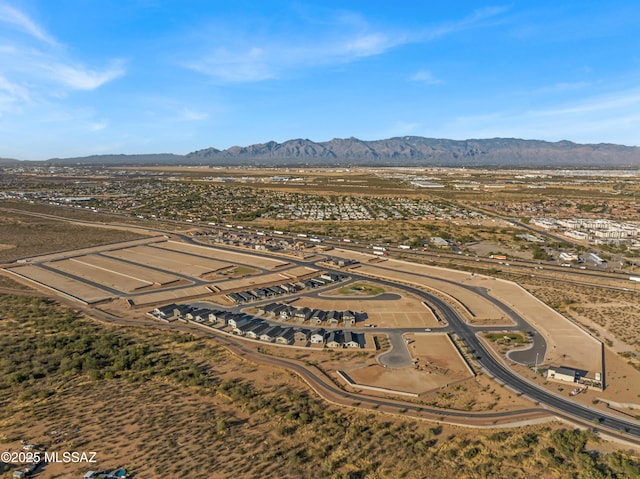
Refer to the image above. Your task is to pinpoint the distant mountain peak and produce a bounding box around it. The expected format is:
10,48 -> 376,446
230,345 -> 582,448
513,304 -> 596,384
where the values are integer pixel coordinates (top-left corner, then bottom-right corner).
12,136 -> 638,167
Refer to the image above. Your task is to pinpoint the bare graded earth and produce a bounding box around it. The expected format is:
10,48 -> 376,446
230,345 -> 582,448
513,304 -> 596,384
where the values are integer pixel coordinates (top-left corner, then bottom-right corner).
105,245 -> 232,278
70,254 -> 181,286
156,240 -> 289,270
6,264 -> 112,303
347,333 -> 473,394
48,258 -> 154,292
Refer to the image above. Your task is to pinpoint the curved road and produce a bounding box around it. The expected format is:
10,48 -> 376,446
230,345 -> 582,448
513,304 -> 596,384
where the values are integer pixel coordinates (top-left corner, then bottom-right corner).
332,268 -> 640,440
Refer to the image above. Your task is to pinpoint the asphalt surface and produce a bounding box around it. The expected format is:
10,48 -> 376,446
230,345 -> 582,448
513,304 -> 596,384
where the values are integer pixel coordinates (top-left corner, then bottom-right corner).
377,331 -> 414,367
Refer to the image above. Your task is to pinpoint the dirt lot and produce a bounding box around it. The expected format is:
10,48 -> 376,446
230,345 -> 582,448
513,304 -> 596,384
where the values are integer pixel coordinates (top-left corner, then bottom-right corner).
351,261 -> 513,325
156,240 -> 289,270
128,285 -> 215,307
346,333 -> 472,394
347,255 -> 602,375
212,271 -> 307,292
6,265 -> 112,303
48,258 -> 153,293
72,254 -> 181,286
105,245 -> 231,278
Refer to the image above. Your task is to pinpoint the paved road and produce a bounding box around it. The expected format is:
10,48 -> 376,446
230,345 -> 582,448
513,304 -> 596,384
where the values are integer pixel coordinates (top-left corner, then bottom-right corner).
377,331 -> 414,367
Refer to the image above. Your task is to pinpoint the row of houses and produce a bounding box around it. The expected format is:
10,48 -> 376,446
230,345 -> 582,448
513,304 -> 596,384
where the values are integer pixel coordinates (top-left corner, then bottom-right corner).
226,283 -> 300,304
148,303 -> 363,348
258,302 -> 362,327
231,318 -> 363,348
149,303 -> 249,325
226,272 -> 347,304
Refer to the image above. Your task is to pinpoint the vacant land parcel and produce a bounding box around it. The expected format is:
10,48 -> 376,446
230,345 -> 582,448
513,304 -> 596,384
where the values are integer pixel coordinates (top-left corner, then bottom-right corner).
346,333 -> 473,394
154,241 -> 288,270
7,264 -> 113,303
104,245 -> 231,278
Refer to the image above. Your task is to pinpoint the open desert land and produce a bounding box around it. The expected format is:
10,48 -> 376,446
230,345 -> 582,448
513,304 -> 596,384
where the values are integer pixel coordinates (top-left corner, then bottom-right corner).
6,264 -> 113,303
520,278 -> 640,356
0,206 -> 152,264
155,240 -> 290,270
17,236 -> 167,264
104,245 -> 231,278
4,293 -> 615,479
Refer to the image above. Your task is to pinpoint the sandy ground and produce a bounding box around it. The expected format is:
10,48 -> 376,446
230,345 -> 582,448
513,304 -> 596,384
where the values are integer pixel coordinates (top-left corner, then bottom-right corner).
72,254 -> 180,285
130,285 -> 214,306
105,245 -> 231,278
289,294 -> 439,328
278,265 -> 319,278
348,259 -> 513,324
212,271 -> 304,291
6,265 -> 112,303
48,258 -> 153,293
478,277 -> 602,374
155,240 -> 289,270
347,333 -> 473,394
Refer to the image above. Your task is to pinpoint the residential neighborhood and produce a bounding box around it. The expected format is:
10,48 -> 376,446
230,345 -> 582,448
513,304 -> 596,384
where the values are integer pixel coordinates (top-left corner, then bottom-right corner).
148,303 -> 364,349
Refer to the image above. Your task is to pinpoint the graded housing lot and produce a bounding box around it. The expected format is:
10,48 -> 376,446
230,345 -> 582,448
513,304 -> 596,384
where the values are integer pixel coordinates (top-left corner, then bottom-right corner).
6,264 -> 113,303
48,258 -> 155,292
3,239 -> 312,309
104,244 -> 233,278
345,333 -> 473,395
154,240 -> 289,270
66,254 -> 181,286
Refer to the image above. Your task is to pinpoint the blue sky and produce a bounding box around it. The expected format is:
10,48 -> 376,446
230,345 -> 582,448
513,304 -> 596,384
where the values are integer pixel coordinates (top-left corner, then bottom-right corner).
1,1 -> 640,160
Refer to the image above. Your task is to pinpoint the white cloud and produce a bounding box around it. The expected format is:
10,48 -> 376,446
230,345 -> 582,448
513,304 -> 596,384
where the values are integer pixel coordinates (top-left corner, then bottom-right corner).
0,3 -> 57,45
0,3 -> 125,111
41,61 -> 126,90
89,120 -> 108,131
341,32 -> 397,57
188,47 -> 274,83
410,70 -> 442,85
183,7 -> 508,83
181,108 -> 209,121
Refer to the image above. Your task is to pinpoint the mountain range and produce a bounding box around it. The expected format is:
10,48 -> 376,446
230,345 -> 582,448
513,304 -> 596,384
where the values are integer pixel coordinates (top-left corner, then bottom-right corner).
10,137 -> 640,167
